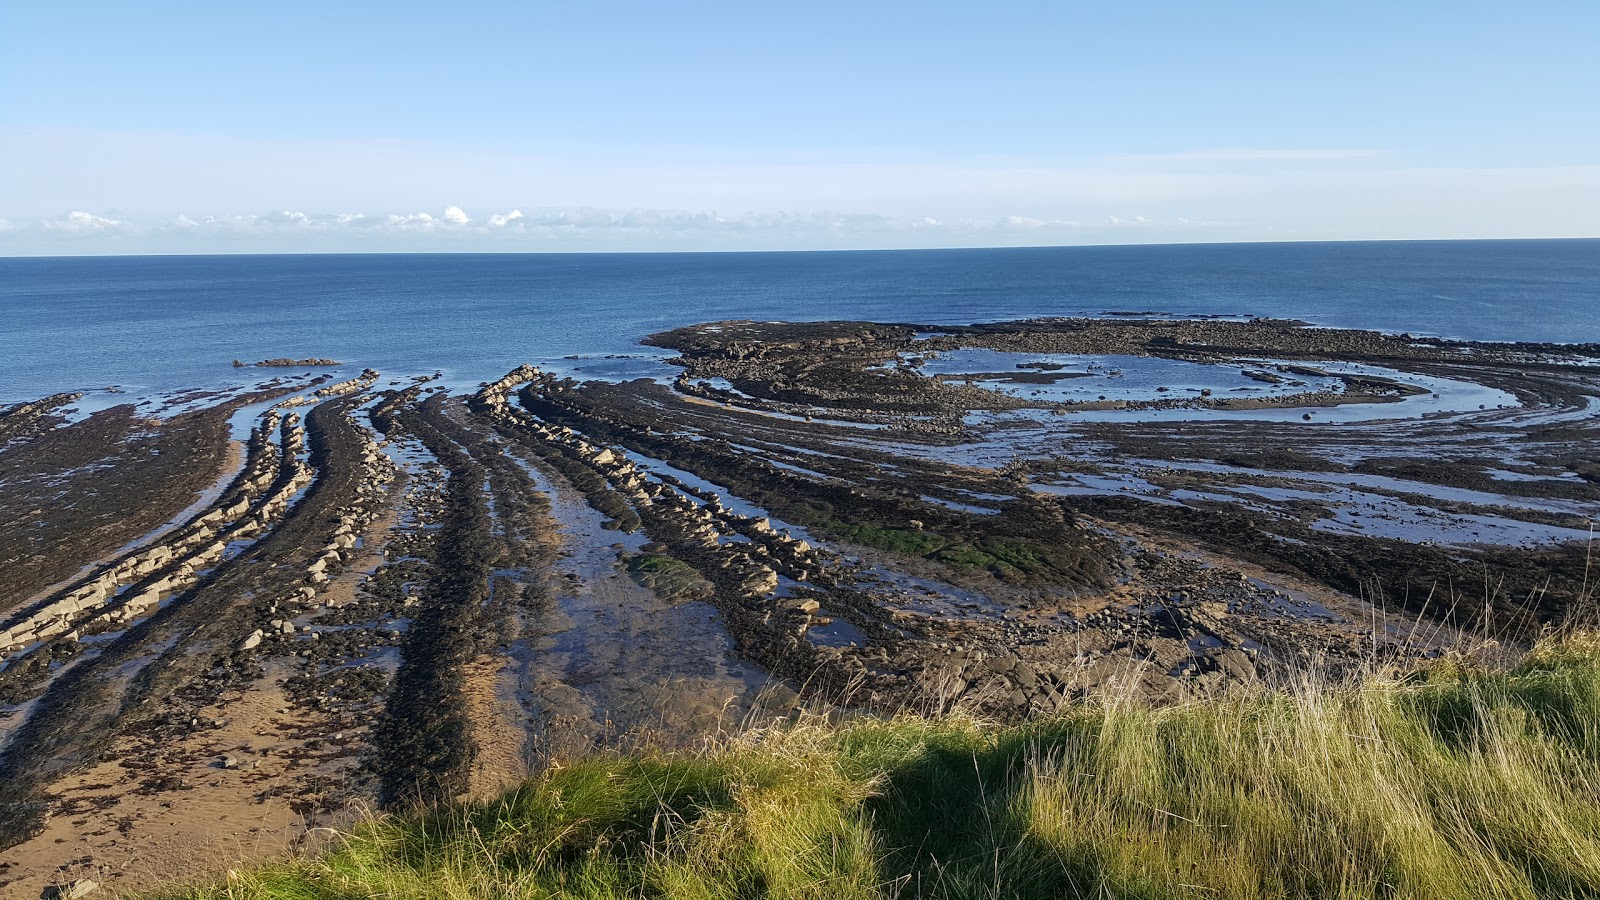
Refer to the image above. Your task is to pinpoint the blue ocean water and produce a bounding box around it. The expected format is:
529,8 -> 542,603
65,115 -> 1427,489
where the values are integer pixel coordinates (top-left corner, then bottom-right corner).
2,240 -> 1597,404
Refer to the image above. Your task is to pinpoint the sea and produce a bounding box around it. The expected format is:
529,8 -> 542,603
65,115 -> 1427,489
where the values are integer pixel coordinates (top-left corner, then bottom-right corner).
2,239 -> 1597,406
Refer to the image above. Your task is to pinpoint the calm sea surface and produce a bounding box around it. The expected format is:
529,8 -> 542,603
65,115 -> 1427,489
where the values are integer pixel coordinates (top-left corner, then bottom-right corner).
2,240 -> 1597,404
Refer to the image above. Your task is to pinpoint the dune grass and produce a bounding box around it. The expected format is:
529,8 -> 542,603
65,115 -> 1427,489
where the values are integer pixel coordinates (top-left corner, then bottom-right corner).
156,633 -> 1600,899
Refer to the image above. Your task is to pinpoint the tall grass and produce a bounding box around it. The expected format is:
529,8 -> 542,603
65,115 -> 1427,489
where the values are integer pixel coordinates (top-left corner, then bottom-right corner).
158,633 -> 1600,899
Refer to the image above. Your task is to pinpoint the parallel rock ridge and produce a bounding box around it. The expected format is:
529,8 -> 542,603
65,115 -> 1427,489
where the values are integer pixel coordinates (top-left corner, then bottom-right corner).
0,317 -> 1596,895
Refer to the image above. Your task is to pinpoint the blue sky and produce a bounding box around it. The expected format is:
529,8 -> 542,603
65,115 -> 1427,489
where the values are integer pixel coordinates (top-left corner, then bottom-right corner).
2,1 -> 1596,253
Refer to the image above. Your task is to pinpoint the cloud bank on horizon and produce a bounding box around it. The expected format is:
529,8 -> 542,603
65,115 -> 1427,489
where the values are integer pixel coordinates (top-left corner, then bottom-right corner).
6,163 -> 1596,254
5,203 -> 1104,253
1,2 -> 1595,254
4,127 -> 1595,254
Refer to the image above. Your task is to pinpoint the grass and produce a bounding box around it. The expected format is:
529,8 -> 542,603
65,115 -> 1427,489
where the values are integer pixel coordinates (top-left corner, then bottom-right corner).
153,632 -> 1600,899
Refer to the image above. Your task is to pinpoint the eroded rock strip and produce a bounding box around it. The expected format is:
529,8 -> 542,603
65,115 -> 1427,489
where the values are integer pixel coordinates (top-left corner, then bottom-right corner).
0,412 -> 291,661
651,320 -> 1600,629
472,369 -> 889,702
504,384 -> 1017,707
0,390 -> 300,613
1,315 -> 1596,886
0,396 -> 394,850
531,378 -> 1115,587
0,393 -> 83,446
465,326 -> 1596,717
371,393 -> 511,807
277,368 -> 381,407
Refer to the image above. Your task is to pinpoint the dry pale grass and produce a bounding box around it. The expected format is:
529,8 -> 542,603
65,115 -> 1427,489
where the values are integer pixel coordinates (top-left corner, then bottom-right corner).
155,631 -> 1600,900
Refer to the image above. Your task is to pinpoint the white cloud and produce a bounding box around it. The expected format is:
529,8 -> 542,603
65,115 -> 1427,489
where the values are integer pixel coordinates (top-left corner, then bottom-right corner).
3,128 -> 1596,254
261,210 -> 313,226
381,206 -> 481,231
382,211 -> 439,231
0,207 -> 1133,247
41,209 -> 127,234
4,160 -> 1598,253
997,215 -> 1079,231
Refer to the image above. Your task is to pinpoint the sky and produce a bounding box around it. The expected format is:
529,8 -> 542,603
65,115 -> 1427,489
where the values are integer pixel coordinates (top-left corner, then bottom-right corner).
2,1 -> 1597,254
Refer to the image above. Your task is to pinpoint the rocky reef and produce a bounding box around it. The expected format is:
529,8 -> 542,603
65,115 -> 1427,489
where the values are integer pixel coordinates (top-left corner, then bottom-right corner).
2,318 -> 1598,895
235,357 -> 342,367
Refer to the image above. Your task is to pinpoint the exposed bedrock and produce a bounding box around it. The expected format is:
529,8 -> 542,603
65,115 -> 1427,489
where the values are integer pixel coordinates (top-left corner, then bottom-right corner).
277,368 -> 381,407
2,319 -> 1597,880
471,311 -> 1598,711
0,393 -> 84,444
0,392 -> 396,850
0,404 -> 247,613
0,411 -> 290,655
644,320 -> 1600,626
236,357 -> 341,367
368,389 -> 554,808
469,367 -> 1122,709
515,375 -> 1120,591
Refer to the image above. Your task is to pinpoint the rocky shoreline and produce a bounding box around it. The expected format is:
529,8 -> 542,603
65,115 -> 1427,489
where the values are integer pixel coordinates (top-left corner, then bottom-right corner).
1,317 -> 1597,895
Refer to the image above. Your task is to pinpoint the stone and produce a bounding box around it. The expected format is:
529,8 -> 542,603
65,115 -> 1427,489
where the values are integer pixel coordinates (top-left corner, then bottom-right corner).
741,567 -> 780,595
237,630 -> 264,651
1213,648 -> 1255,680
41,880 -> 100,900
984,655 -> 1017,675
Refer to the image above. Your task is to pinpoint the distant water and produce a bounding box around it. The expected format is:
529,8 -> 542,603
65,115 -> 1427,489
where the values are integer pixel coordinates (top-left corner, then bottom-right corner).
2,240 -> 1597,404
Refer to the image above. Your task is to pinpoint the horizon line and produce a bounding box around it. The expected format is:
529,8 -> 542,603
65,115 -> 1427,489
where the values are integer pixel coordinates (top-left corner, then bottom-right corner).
3,235 -> 1597,262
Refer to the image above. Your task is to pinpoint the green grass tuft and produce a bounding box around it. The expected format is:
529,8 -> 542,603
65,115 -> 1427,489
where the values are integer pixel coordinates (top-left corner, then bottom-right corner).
151,633 -> 1600,899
